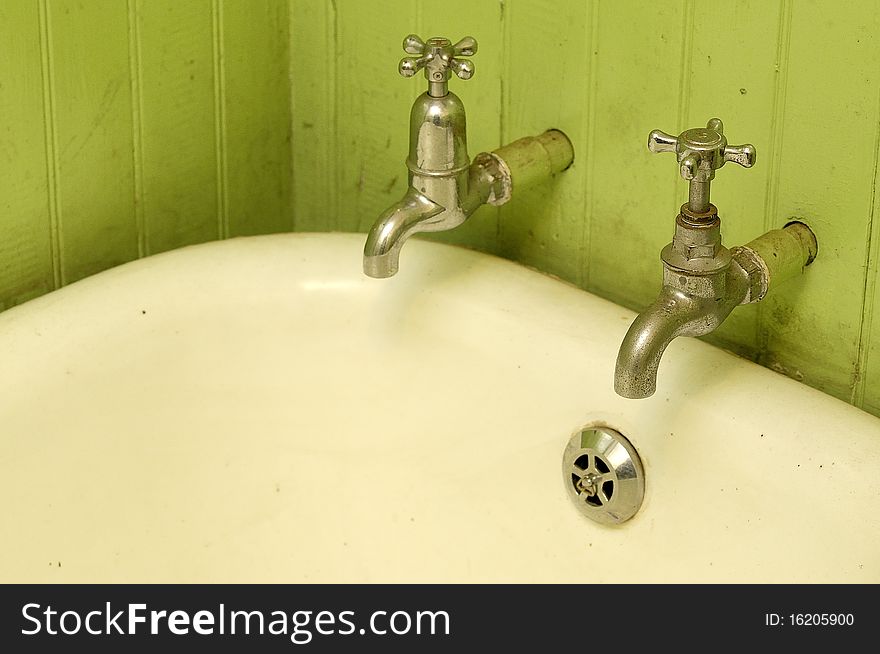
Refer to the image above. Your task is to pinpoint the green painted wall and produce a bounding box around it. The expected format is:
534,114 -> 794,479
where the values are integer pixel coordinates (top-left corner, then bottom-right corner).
2,1 -> 880,417
0,0 -> 292,308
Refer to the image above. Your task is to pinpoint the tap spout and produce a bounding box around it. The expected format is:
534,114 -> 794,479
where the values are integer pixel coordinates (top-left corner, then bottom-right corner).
363,189 -> 444,278
614,266 -> 748,399
615,221 -> 817,399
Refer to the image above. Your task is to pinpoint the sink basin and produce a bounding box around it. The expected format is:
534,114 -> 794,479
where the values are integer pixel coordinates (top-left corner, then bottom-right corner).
1,233 -> 878,582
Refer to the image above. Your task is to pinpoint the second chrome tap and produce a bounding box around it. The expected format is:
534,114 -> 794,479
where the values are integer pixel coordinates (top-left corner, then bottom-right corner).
615,119 -> 818,399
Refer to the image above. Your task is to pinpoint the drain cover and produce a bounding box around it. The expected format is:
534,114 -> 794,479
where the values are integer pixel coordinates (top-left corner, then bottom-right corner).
562,426 -> 645,525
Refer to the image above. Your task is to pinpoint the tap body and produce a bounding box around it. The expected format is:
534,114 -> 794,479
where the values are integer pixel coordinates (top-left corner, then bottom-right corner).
615,204 -> 817,399
363,93 -> 573,278
364,92 -> 490,278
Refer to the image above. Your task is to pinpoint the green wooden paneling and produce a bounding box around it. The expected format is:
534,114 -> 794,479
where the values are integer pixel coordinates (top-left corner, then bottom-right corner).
0,0 -> 291,292
221,0 -> 292,236
862,127 -> 880,415
135,0 -> 218,254
0,1 -> 55,310
497,0 -> 593,284
764,0 -> 880,402
290,0 -> 335,231
47,0 -> 139,284
848,6 -> 880,413
332,0 -> 416,234
585,0 -> 686,308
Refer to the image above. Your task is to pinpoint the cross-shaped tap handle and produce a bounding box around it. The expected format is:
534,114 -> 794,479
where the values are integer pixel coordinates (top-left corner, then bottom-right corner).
399,35 -> 477,95
648,118 -> 756,183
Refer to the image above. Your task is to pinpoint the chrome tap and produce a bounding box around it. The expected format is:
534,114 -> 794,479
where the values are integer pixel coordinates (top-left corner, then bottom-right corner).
615,119 -> 818,399
363,34 -> 574,278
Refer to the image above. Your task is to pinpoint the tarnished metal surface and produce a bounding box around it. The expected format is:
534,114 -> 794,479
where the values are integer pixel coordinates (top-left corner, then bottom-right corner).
648,118 -> 756,212
563,425 -> 645,526
616,120 -> 817,399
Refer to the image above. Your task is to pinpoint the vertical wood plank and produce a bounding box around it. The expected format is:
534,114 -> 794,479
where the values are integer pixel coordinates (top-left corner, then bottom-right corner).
127,0 -> 146,259
685,0 -> 783,358
334,0 -> 416,234
136,0 -> 218,254
858,89 -> 880,414
586,0 -> 687,308
38,0 -> 63,292
212,0 -> 228,239
290,0 -> 335,231
764,0 -> 880,402
496,0 -> 592,284
221,0 -> 292,236
49,0 -> 138,284
0,1 -> 55,309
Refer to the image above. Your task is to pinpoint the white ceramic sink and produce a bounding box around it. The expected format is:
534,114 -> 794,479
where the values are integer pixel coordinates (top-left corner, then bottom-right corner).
1,233 -> 878,583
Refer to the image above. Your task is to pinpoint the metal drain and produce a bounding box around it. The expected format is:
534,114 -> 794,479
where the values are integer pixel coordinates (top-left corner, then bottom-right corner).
563,426 -> 645,525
